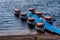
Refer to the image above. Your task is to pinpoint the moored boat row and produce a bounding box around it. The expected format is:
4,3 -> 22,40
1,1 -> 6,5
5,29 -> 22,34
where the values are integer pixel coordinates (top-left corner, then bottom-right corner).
13,8 -> 60,35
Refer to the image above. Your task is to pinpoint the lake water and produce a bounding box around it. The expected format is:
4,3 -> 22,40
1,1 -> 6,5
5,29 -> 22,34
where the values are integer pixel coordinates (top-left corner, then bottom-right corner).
0,0 -> 60,36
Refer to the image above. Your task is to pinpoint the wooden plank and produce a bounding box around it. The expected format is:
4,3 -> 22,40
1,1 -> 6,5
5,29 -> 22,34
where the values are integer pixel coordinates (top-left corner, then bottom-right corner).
0,35 -> 35,40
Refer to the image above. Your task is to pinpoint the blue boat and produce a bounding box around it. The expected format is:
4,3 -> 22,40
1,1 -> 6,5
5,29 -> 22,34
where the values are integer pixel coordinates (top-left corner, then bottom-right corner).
25,11 -> 60,35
